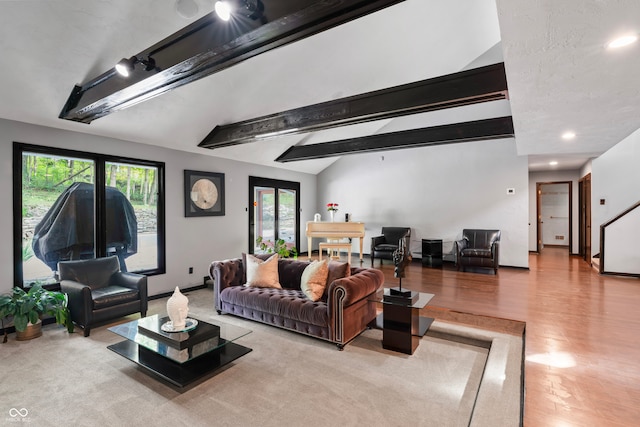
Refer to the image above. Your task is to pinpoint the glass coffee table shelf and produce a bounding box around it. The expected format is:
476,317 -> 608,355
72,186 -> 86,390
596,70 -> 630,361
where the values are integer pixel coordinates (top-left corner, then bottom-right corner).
108,314 -> 252,388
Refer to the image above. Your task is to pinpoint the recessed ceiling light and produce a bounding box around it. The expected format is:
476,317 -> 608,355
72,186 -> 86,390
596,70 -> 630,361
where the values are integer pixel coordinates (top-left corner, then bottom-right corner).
607,34 -> 638,49
549,161 -> 558,166
562,131 -> 576,140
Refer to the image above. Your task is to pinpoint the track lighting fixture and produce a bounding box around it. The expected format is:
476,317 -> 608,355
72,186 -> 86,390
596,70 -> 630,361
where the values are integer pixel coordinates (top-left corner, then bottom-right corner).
214,0 -> 264,21
115,56 -> 157,77
60,0 -> 404,123
214,1 -> 231,21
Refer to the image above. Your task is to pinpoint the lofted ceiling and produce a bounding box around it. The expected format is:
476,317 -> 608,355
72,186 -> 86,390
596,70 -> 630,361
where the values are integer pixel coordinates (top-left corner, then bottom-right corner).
0,0 -> 638,174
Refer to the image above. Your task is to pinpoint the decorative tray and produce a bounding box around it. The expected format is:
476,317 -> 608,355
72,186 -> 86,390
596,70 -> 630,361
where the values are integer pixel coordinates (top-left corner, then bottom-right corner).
161,318 -> 198,333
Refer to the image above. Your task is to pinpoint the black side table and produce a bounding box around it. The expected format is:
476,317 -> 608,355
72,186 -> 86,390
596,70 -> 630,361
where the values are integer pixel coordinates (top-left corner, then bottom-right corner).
422,239 -> 443,267
371,289 -> 435,355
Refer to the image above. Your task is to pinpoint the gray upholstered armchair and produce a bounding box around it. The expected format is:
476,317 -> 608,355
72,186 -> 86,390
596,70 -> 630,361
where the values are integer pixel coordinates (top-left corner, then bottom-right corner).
455,229 -> 501,274
58,255 -> 147,336
371,227 -> 411,267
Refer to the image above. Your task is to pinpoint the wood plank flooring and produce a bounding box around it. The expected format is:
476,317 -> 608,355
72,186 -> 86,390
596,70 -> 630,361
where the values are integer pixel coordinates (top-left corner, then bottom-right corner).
366,248 -> 640,427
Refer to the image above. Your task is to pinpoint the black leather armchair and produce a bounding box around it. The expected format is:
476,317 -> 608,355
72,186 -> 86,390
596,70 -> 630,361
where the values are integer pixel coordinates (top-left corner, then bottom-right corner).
455,229 -> 501,274
371,227 -> 411,267
58,256 -> 147,336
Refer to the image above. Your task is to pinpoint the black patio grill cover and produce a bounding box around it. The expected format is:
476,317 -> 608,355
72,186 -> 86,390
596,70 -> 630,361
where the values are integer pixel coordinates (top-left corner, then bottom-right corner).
32,182 -> 138,271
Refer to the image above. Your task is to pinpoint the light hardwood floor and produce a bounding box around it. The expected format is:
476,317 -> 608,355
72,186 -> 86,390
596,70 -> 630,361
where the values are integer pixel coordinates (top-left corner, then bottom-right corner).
369,247 -> 640,427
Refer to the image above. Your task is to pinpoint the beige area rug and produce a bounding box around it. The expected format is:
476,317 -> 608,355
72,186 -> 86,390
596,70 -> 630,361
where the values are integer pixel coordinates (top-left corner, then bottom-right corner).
0,289 -> 523,427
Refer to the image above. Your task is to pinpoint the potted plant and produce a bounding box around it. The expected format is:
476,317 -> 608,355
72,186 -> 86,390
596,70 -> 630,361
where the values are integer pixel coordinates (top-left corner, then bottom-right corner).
0,284 -> 74,342
256,236 -> 298,258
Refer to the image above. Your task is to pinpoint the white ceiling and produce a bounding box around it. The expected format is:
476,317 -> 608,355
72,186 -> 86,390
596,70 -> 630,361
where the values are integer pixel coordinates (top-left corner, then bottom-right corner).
0,0 -> 638,174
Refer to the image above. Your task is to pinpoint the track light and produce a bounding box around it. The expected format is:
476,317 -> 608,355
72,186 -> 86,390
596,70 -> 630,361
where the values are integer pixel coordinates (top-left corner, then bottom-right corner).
115,57 -> 136,77
214,0 -> 264,21
240,0 -> 264,20
214,1 -> 231,21
115,56 -> 157,77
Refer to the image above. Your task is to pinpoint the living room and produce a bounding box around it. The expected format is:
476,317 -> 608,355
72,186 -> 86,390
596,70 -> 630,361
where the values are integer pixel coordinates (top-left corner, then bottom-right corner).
1,1 -> 640,426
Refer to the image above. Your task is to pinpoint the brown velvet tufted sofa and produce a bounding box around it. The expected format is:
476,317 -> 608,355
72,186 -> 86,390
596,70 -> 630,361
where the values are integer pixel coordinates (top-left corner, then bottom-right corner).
209,257 -> 384,349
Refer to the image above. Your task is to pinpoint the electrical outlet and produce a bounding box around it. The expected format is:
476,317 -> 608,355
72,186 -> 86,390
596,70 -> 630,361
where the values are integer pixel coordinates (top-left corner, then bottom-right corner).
188,267 -> 193,274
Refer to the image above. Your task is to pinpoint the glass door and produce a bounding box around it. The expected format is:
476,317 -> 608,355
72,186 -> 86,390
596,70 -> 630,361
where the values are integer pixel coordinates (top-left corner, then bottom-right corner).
249,177 -> 300,254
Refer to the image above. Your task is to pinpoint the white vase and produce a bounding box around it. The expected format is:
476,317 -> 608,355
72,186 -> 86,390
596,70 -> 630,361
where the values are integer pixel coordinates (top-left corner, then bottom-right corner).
166,286 -> 189,330
329,210 -> 335,222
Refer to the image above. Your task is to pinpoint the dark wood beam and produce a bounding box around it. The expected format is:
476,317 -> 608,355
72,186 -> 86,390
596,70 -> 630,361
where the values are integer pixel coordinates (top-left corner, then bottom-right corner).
59,0 -> 405,124
274,116 -> 514,162
199,63 -> 509,149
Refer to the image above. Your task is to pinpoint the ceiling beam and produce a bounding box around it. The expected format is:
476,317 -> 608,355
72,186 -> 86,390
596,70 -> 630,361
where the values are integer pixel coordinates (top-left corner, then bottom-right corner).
59,0 -> 405,124
199,63 -> 509,149
274,116 -> 515,162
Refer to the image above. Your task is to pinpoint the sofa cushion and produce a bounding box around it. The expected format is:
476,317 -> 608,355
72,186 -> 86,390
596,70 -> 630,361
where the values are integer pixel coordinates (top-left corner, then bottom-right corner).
245,254 -> 281,288
326,260 -> 350,286
461,248 -> 493,258
92,286 -> 139,310
373,243 -> 399,252
220,287 -> 328,326
300,260 -> 329,301
278,258 -> 310,289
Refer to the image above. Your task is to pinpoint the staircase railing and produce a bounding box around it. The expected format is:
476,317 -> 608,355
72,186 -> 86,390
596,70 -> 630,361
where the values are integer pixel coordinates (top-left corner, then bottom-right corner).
600,201 -> 640,277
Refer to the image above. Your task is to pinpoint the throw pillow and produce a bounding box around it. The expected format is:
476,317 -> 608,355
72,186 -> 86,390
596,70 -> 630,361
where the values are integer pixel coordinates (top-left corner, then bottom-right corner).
300,260 -> 329,301
241,252 -> 274,283
245,253 -> 281,288
326,260 -> 351,287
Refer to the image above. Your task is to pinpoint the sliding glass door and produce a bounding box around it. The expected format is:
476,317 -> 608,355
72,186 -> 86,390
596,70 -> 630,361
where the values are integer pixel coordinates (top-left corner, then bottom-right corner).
249,177 -> 300,254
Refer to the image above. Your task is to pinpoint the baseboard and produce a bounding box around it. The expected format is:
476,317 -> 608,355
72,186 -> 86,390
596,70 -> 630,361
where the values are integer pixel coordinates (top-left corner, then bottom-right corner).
149,284 -> 207,301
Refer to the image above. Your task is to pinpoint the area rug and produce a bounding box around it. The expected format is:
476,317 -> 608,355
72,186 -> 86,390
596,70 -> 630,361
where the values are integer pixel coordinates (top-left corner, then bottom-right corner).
1,288 -> 523,426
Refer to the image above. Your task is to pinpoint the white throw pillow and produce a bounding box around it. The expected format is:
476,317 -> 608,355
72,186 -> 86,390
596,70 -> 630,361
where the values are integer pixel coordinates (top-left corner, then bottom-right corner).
300,259 -> 329,301
245,253 -> 281,288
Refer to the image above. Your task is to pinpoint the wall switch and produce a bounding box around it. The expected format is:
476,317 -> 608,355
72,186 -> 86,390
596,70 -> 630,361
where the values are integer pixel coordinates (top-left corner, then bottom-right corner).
188,267 -> 193,274
506,188 -> 515,195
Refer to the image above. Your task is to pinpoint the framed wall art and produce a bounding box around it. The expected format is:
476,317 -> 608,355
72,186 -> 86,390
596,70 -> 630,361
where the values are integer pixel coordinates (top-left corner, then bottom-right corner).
184,170 -> 225,217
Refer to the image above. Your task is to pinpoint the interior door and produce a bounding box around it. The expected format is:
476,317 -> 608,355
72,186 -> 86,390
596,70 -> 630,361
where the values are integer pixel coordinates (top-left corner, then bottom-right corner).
536,181 -> 572,253
579,174 -> 592,263
536,184 -> 543,252
249,177 -> 300,254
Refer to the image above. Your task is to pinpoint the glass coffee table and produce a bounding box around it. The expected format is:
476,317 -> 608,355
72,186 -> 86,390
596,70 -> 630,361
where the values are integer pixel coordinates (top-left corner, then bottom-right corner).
108,314 -> 252,387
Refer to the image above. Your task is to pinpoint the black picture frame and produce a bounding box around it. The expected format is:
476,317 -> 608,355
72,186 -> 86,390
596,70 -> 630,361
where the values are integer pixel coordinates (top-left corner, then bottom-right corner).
184,170 -> 225,217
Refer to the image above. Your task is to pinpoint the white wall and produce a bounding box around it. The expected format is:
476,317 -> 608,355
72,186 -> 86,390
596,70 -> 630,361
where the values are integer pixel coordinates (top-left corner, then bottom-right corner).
580,159 -> 592,178
592,127 -> 640,255
316,138 -> 529,268
528,170 -> 581,254
602,210 -> 640,274
0,118 -> 316,296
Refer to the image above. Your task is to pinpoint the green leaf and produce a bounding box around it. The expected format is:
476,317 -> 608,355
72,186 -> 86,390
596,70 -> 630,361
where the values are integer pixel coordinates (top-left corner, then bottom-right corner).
14,314 -> 28,332
28,311 -> 39,325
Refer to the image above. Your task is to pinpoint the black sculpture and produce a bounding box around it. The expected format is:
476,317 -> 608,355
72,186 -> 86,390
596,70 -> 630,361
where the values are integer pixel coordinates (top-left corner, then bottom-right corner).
389,238 -> 413,298
393,238 -> 412,278
32,182 -> 137,271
